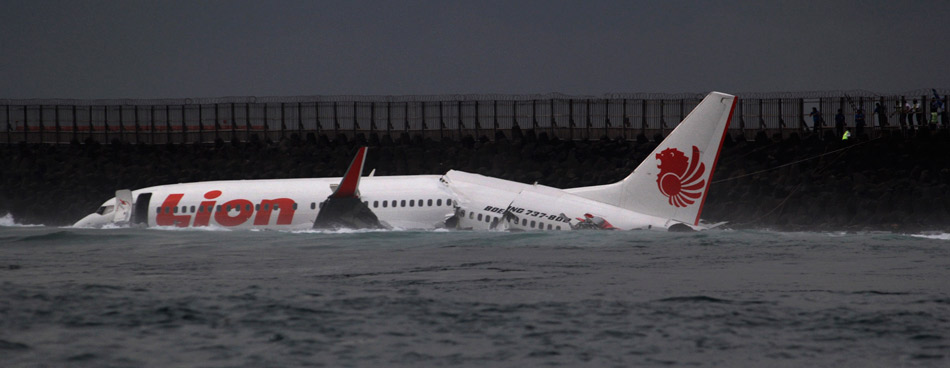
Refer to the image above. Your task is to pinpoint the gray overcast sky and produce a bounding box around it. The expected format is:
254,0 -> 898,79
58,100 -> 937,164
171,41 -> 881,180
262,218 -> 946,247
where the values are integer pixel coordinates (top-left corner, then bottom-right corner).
1,0 -> 948,99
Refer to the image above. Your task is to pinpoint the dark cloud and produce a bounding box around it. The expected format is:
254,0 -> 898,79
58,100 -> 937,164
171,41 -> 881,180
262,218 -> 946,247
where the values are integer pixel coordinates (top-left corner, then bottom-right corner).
1,0 -> 947,99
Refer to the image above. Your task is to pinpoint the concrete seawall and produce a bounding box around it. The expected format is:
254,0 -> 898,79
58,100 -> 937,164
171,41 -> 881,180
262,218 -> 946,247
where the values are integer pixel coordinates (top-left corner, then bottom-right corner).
3,129 -> 949,231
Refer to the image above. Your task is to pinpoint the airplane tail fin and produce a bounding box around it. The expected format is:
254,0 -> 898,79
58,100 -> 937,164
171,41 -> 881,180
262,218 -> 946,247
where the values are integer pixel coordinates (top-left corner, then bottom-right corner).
566,92 -> 737,226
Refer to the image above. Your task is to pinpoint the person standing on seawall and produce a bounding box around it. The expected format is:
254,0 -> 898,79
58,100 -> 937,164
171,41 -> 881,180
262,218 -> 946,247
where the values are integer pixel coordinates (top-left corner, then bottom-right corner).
854,106 -> 866,137
834,108 -> 846,138
901,97 -> 914,131
912,99 -> 923,131
808,107 -> 824,133
873,102 -> 888,129
930,107 -> 939,130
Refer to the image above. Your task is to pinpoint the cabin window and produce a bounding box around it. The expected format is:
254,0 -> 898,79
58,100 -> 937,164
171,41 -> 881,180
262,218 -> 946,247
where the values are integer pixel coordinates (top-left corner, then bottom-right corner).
391,200 -> 396,207
477,214 -> 483,221
310,202 -> 316,210
547,224 -> 552,230
427,199 -> 433,206
522,219 -> 527,226
246,204 -> 252,211
263,204 -> 269,210
293,203 -> 298,210
217,205 -> 222,212
373,201 -> 378,208
556,226 -> 561,230
274,204 -> 279,211
226,205 -> 231,211
530,220 -> 536,228
436,199 -> 442,206
446,199 -> 453,206
409,200 -> 414,207
156,207 -> 161,214
469,212 -> 474,219
255,204 -> 260,211
418,199 -> 423,207
485,216 -> 491,224
198,206 -> 203,213
173,207 -> 178,214
382,201 -> 388,208
400,200 -> 406,207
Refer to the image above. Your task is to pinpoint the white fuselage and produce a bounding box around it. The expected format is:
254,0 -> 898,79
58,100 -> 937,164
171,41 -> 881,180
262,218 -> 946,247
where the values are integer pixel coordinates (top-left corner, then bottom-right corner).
76,175 -> 458,230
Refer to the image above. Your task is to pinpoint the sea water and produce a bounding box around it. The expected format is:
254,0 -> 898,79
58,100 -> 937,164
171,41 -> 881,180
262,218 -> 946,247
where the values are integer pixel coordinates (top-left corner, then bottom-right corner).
1,220 -> 948,367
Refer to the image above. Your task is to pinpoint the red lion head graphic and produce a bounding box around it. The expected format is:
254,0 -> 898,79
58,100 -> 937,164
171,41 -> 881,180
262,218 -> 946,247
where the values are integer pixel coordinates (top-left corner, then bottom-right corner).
655,146 -> 706,207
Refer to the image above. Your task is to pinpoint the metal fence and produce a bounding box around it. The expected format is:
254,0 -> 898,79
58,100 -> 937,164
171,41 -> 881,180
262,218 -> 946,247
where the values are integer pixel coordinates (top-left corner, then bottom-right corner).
2,89 -> 947,144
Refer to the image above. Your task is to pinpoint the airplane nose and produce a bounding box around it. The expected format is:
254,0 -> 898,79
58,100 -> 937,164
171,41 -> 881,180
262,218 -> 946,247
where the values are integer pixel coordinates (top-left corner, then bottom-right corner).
74,213 -> 105,228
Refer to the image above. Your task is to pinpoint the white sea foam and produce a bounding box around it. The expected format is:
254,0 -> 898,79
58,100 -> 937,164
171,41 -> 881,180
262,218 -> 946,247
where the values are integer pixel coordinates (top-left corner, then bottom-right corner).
911,233 -> 950,241
0,213 -> 42,227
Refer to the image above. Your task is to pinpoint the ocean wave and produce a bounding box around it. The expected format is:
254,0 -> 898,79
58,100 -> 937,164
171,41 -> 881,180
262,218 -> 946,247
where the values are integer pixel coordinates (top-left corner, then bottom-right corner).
0,213 -> 42,227
911,233 -> 950,241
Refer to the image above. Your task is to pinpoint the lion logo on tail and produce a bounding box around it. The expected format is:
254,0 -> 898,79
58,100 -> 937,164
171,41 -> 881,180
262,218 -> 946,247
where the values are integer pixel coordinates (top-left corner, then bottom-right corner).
655,146 -> 706,207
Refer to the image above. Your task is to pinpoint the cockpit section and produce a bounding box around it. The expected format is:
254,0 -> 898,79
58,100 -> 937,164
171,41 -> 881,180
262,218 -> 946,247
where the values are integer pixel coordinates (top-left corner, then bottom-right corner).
95,205 -> 114,216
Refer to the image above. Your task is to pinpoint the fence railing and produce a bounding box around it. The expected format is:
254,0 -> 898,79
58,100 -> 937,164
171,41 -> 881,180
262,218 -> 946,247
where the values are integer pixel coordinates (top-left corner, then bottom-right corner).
2,89 -> 947,144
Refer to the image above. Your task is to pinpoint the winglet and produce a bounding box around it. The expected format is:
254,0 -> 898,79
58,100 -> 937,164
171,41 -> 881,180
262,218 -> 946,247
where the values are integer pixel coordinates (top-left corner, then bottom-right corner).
329,147 -> 368,198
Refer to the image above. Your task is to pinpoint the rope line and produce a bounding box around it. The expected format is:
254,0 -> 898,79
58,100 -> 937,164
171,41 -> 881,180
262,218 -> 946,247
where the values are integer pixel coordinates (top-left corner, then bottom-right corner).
712,137 -> 881,184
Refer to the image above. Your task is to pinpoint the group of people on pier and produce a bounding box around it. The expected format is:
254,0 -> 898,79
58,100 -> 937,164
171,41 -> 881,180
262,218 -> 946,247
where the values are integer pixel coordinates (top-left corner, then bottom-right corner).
809,95 -> 949,140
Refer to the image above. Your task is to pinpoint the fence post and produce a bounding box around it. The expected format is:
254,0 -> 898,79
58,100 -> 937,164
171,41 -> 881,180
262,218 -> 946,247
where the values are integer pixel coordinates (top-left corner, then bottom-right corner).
315,101 -> 321,135
54,105 -> 61,144
351,102 -> 357,136
569,99 -> 575,140
659,99 -> 666,136
118,105 -> 124,143
420,101 -> 427,136
512,100 -> 519,133
369,102 -> 375,134
439,101 -> 444,140
777,99 -> 786,136
585,99 -> 591,140
621,99 -> 628,140
798,98 -> 805,132
280,102 -> 287,140
72,105 -> 78,143
198,104 -> 204,143
493,100 -> 499,140
262,103 -> 269,140
332,102 -> 339,135
474,100 -> 480,138
149,105 -> 155,144
386,101 -> 391,136
212,103 -> 218,142
457,100 -> 463,138
549,98 -> 555,138
134,104 -> 140,144
641,100 -> 647,136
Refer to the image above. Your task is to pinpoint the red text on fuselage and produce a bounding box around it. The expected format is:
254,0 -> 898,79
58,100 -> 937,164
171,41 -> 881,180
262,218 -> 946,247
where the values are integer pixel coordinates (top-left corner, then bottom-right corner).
155,190 -> 297,227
